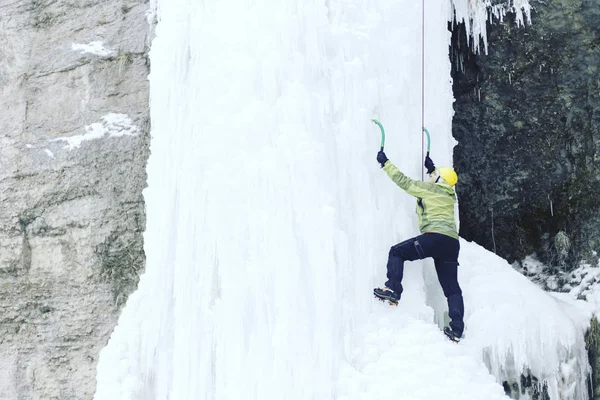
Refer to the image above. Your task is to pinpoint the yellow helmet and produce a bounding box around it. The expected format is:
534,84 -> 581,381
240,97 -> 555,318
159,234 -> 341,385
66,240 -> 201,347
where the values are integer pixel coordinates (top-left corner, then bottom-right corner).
438,167 -> 458,186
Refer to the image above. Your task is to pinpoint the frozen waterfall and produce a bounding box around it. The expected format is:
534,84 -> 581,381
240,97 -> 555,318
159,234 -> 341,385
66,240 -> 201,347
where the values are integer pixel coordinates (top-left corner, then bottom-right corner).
94,1 -> 591,399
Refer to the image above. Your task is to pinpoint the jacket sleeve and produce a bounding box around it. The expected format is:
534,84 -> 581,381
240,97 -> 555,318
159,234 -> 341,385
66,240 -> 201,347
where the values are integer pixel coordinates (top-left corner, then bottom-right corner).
382,160 -> 434,198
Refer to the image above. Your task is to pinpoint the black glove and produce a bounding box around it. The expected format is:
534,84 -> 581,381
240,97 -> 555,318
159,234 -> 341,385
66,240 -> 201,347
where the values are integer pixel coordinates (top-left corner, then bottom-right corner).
424,155 -> 435,174
377,150 -> 388,168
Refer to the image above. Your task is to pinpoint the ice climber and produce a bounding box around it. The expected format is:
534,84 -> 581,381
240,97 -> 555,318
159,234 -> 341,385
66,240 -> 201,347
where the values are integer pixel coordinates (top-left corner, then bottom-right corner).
374,150 -> 464,342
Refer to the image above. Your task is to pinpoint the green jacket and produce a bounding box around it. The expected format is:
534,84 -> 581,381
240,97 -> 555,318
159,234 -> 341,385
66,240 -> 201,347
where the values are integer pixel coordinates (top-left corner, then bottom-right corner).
383,160 -> 458,239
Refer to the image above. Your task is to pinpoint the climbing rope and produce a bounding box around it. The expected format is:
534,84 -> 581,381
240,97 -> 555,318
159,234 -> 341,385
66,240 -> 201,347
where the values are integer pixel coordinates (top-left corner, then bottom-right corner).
373,0 -> 428,178
421,0 -> 426,181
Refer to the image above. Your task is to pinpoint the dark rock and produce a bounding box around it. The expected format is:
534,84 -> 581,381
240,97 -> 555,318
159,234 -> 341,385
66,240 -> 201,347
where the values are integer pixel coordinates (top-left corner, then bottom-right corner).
586,316 -> 600,399
451,0 -> 600,269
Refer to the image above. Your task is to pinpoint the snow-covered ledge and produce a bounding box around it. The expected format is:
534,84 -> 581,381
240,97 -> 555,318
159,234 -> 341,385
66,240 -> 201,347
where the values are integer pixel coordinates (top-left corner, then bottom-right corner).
425,240 -> 591,399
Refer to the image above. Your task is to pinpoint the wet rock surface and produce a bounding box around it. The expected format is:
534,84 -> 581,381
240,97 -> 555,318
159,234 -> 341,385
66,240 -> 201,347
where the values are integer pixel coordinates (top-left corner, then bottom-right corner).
452,0 -> 600,269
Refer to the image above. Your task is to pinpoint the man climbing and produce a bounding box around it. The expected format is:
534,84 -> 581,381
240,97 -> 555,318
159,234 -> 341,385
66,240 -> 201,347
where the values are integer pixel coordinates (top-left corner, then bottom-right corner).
374,149 -> 464,343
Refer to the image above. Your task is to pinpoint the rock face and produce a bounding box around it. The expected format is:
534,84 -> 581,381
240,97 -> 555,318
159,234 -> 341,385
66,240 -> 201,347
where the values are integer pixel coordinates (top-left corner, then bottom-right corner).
451,1 -> 600,398
0,1 -> 151,399
451,0 -> 600,270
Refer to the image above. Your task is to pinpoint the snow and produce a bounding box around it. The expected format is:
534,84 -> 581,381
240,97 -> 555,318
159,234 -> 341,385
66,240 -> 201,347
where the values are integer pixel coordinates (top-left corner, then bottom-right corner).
71,41 -> 115,57
456,241 -> 590,400
51,113 -> 138,150
337,309 -> 509,400
94,0 -> 592,399
519,254 -> 600,320
569,262 -> 600,313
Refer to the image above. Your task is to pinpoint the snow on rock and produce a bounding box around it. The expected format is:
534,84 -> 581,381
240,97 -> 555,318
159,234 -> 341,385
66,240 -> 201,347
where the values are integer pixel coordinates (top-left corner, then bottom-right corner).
52,113 -> 138,150
562,261 -> 600,318
71,41 -> 115,57
515,254 -> 600,317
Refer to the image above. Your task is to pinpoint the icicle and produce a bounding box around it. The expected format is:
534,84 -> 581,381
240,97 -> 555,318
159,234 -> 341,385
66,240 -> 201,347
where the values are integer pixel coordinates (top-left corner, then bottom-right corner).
450,0 -> 532,54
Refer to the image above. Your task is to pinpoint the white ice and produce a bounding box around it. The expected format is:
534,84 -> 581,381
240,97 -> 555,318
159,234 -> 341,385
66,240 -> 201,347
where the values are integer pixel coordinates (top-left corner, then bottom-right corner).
94,0 -> 592,399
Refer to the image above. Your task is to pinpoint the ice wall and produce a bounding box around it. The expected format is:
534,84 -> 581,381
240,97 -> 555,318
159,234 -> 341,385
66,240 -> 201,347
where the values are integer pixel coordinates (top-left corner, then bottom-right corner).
95,1 -> 455,398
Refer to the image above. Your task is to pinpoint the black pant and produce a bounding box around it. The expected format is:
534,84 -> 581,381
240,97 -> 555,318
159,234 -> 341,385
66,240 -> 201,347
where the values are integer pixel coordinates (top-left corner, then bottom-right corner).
385,233 -> 464,335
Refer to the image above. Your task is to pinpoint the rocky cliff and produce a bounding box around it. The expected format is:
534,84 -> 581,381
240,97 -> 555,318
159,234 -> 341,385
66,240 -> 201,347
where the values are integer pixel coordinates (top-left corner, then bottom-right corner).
451,0 -> 600,398
0,1 -> 151,399
452,0 -> 600,271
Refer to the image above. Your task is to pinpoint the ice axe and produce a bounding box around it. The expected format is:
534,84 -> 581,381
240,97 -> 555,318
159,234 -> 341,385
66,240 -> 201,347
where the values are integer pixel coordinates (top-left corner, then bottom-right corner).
372,120 -> 431,155
423,127 -> 431,156
372,119 -> 385,151
422,127 -> 431,181
372,120 -> 432,166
